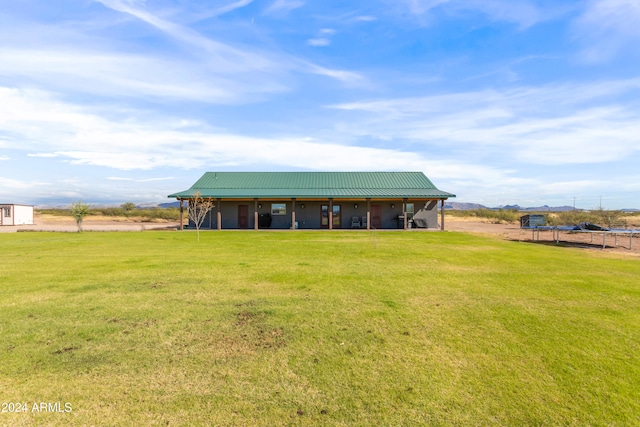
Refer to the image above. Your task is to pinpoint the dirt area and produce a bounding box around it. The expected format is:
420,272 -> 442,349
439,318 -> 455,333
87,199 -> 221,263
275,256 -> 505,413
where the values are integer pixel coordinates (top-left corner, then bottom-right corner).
0,213 -> 181,233
446,216 -> 640,258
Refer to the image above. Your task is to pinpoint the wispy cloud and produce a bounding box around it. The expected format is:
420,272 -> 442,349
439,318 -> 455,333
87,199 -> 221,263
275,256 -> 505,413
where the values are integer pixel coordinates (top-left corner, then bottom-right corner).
95,0 -> 360,87
0,85 -> 507,195
0,0 -> 362,110
96,0 -> 278,72
8,77 -> 637,205
331,78 -> 640,165
398,0 -> 552,28
307,28 -> 336,47
0,48 -> 263,103
264,0 -> 305,15
307,38 -> 330,47
2,0 -> 639,209
27,153 -> 60,158
573,0 -> 640,62
208,0 -> 255,17
0,177 -> 50,193
108,176 -> 174,182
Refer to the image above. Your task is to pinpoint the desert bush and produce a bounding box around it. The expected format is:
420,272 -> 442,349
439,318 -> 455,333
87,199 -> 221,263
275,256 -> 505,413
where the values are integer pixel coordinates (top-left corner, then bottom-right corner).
446,208 -> 519,223
547,209 -> 628,228
70,201 -> 90,232
37,207 -> 181,221
594,208 -> 627,229
547,210 -> 593,226
121,202 -> 137,211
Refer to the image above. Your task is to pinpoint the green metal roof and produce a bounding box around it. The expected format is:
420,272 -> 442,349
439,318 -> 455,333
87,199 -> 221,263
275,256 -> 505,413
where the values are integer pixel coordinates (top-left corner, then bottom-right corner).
168,172 -> 455,199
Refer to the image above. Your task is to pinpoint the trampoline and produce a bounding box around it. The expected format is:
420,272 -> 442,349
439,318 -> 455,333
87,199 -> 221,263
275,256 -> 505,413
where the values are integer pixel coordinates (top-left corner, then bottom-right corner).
521,222 -> 640,250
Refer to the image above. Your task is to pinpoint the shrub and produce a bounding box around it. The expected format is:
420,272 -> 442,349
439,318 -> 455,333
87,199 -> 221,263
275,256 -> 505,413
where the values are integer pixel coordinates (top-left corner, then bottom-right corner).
446,208 -> 519,223
37,207 -> 181,222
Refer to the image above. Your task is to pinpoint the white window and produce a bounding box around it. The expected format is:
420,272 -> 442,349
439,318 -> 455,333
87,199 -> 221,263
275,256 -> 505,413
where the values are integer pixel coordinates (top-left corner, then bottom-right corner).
271,203 -> 286,216
2,207 -> 10,217
406,203 -> 414,220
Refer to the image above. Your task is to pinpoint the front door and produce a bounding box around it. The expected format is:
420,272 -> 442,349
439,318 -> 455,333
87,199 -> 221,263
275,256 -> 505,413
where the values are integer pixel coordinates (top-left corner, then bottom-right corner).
321,204 -> 341,228
238,205 -> 249,229
371,205 -> 382,229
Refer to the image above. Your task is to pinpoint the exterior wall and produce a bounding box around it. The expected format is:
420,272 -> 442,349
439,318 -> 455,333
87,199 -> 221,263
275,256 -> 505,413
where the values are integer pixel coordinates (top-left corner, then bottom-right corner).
409,199 -> 439,229
0,204 -> 34,226
187,199 -> 442,230
0,205 -> 9,226
294,201 -> 321,229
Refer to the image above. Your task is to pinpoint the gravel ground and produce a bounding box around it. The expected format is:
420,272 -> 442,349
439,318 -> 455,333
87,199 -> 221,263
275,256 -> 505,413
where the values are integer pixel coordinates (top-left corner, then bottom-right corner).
0,216 -> 180,233
446,217 -> 640,257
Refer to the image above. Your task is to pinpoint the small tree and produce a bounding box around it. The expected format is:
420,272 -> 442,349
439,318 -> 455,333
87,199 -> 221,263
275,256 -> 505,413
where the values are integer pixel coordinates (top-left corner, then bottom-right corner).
188,191 -> 214,241
70,201 -> 90,232
121,202 -> 136,212
595,207 -> 626,229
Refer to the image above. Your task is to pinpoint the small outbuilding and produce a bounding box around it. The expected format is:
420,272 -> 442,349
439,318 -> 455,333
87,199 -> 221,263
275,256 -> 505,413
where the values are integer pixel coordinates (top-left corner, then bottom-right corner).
168,172 -> 455,230
0,204 -> 34,226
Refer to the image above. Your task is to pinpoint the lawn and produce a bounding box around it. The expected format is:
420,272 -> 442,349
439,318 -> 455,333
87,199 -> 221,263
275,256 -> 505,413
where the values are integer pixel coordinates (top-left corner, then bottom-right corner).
1,231 -> 639,426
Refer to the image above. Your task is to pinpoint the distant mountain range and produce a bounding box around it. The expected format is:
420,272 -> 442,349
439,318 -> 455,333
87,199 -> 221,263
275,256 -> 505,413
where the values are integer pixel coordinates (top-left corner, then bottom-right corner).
162,201 -> 581,212
36,201 -> 639,212
161,200 -> 611,212
443,202 -> 636,212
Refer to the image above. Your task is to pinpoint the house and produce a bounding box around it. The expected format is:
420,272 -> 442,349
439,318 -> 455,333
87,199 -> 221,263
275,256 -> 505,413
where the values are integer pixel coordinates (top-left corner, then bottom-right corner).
168,172 -> 455,230
0,204 -> 34,226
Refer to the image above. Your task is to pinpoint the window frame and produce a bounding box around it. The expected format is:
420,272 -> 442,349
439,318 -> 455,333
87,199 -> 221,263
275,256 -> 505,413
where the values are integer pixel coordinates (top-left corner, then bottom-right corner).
271,203 -> 287,216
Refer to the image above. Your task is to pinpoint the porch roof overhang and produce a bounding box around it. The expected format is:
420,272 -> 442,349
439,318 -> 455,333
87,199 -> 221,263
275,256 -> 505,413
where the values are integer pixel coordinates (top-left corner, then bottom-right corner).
168,172 -> 456,200
169,188 -> 455,199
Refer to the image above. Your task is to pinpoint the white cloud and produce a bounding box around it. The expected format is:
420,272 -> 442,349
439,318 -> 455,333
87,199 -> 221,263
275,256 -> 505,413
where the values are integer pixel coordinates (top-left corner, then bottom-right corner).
299,62 -> 364,85
330,79 -> 640,165
107,176 -> 174,182
0,1 -> 362,110
399,0 -> 544,28
8,79 -> 634,205
0,85 -> 508,196
208,0 -> 255,17
264,0 -> 305,15
0,177 -> 50,192
0,44 -> 285,104
319,28 -> 336,35
93,0 -> 360,88
307,28 -> 335,47
0,155 -> 9,161
308,38 -> 330,47
573,0 -> 640,62
28,153 -> 59,158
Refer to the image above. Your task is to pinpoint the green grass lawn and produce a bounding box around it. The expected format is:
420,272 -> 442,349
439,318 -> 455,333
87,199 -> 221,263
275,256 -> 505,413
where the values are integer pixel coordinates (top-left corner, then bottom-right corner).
1,231 -> 639,426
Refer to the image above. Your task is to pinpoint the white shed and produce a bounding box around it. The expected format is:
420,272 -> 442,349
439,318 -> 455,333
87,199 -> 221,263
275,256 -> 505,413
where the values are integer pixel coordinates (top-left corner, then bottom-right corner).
0,204 -> 34,226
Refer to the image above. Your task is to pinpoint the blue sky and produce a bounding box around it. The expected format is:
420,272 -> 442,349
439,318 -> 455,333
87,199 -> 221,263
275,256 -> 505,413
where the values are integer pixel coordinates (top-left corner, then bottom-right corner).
1,0 -> 639,209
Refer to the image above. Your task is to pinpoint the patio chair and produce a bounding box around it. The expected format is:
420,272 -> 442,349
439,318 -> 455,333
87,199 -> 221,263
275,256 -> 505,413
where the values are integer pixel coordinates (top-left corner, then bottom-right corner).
350,216 -> 361,228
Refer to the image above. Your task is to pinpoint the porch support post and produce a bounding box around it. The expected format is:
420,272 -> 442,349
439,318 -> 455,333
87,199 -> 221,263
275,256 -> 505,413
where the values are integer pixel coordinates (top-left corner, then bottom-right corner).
254,198 -> 259,230
179,198 -> 184,231
291,198 -> 296,230
366,198 -> 371,230
209,200 -> 213,229
217,198 -> 222,231
329,198 -> 333,230
403,198 -> 408,230
440,199 -> 445,231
